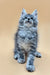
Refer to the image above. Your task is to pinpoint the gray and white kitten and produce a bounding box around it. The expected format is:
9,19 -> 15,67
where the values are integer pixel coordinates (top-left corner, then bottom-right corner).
14,8 -> 41,72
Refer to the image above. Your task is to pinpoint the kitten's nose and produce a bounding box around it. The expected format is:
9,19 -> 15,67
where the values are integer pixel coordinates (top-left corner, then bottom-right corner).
28,18 -> 30,20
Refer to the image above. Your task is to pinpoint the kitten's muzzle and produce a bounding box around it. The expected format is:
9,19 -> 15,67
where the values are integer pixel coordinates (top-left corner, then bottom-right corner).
25,20 -> 32,24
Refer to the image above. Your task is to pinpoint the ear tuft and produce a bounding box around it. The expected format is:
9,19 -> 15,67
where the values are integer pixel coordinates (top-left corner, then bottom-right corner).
20,8 -> 27,18
32,9 -> 38,19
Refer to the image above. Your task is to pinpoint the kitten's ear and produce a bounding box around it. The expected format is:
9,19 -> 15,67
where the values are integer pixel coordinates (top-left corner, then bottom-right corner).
32,9 -> 38,19
20,8 -> 27,18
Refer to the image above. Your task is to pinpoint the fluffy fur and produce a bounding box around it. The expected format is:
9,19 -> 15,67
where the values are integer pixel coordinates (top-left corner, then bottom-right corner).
14,8 -> 41,72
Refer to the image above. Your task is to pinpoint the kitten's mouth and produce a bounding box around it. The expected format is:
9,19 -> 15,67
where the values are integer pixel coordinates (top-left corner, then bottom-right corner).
25,21 -> 32,24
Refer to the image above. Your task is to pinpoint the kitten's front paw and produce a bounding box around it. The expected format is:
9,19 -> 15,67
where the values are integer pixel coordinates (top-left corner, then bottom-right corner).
26,65 -> 35,72
35,52 -> 42,58
17,58 -> 25,64
14,54 -> 18,60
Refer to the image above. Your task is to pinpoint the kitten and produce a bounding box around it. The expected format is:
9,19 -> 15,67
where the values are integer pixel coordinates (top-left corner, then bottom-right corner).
14,8 -> 41,72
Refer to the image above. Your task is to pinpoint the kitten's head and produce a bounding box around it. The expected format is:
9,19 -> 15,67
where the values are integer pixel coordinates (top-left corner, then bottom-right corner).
19,8 -> 38,27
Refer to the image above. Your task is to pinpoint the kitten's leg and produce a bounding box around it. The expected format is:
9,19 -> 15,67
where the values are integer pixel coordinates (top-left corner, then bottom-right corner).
14,32 -> 19,60
34,51 -> 42,58
17,51 -> 25,64
26,52 -> 35,72
14,48 -> 18,60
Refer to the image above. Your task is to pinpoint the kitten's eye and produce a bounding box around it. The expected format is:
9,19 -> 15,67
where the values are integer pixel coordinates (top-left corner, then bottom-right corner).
25,17 -> 27,19
31,17 -> 33,20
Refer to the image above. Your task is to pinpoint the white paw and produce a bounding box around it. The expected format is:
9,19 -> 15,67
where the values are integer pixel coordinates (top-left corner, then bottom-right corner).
35,52 -> 42,58
14,54 -> 18,60
26,64 -> 35,72
17,58 -> 25,64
